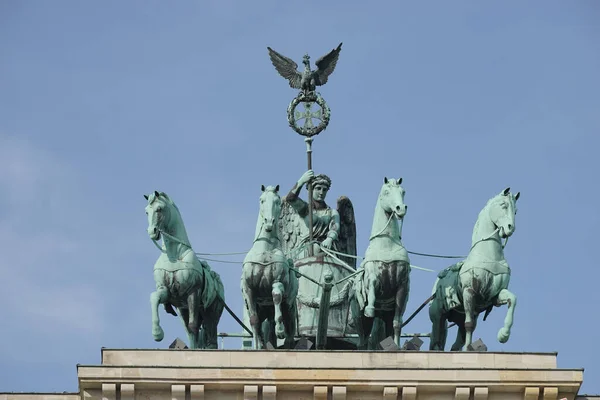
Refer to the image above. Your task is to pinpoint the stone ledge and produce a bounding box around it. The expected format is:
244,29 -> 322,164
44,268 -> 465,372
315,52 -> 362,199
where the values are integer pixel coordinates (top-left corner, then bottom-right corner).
0,395 -> 79,400
77,365 -> 583,392
100,349 -> 558,369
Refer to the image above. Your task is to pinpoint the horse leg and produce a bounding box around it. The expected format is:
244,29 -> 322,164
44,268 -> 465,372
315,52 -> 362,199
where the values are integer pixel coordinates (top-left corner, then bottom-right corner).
350,297 -> 366,349
272,281 -> 286,340
461,287 -> 476,351
451,314 -> 470,351
364,272 -> 377,318
361,315 -> 376,350
393,281 -> 410,347
262,318 -> 276,348
150,285 -> 168,342
428,300 -> 447,351
496,288 -> 517,343
202,314 -> 218,350
281,302 -> 296,349
191,304 -> 204,349
176,308 -> 194,349
382,314 -> 394,349
243,284 -> 263,350
368,318 -> 394,350
286,307 -> 297,349
186,291 -> 200,335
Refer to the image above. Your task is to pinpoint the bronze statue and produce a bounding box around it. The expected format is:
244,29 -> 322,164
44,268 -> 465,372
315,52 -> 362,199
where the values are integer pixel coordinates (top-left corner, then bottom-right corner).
267,43 -> 343,95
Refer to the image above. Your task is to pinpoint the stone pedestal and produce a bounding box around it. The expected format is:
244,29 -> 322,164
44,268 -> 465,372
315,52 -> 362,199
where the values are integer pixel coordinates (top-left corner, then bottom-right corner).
2,349 -> 594,400
71,349 -> 586,400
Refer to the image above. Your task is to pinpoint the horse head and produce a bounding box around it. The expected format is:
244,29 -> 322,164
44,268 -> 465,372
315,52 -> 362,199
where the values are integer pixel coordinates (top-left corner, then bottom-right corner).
144,191 -> 173,241
259,185 -> 281,234
488,187 -> 520,239
380,177 -> 407,219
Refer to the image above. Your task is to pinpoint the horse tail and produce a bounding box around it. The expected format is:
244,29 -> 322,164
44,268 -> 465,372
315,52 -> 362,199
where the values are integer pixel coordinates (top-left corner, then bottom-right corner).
211,270 -> 225,299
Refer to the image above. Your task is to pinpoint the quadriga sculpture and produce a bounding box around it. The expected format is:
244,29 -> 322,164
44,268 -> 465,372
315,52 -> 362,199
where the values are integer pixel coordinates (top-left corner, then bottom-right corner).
429,188 -> 520,351
350,177 -> 411,349
241,185 -> 298,349
145,191 -> 225,349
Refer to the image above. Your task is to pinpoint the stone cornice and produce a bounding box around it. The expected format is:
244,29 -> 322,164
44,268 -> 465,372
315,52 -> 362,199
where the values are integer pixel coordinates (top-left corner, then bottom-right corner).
75,350 -> 584,398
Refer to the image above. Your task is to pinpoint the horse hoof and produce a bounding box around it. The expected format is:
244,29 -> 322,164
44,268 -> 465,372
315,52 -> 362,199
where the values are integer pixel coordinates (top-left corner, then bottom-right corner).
497,327 -> 510,343
364,306 -> 375,318
152,326 -> 164,342
275,323 -> 285,340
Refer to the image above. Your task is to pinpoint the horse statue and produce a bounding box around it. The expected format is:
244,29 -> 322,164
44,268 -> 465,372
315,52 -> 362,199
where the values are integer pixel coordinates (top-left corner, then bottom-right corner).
350,177 -> 411,349
241,185 -> 298,349
145,191 -> 225,349
429,187 -> 520,351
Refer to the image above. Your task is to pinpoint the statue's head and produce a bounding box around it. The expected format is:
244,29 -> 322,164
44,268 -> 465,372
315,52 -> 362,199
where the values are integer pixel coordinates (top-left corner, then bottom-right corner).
311,174 -> 331,202
302,54 -> 310,67
380,177 -> 407,219
488,188 -> 520,238
144,191 -> 171,241
259,184 -> 281,233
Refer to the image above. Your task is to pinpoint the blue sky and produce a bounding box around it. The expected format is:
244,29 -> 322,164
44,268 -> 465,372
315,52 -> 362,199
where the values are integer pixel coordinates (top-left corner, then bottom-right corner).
1,0 -> 599,394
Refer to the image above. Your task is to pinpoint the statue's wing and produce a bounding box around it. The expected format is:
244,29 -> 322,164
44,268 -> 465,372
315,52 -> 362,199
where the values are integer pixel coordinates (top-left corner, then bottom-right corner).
278,195 -> 303,259
337,195 -> 357,268
267,47 -> 302,89
314,42 -> 343,86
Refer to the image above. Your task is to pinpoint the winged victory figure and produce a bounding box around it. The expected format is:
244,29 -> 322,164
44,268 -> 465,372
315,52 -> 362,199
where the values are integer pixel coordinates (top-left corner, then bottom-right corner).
277,169 -> 356,267
267,43 -> 343,95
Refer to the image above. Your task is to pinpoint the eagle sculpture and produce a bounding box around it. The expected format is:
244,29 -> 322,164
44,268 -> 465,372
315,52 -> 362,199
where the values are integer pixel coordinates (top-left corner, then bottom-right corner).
267,43 -> 343,94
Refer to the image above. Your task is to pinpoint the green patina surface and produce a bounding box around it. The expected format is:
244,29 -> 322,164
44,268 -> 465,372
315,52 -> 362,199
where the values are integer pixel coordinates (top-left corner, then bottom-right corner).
142,44 -> 524,353
429,188 -> 520,351
145,191 -> 224,349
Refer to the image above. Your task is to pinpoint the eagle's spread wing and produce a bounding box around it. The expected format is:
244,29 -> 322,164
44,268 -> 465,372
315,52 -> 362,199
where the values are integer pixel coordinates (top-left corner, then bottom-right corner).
314,42 -> 343,86
267,47 -> 302,89
337,195 -> 357,269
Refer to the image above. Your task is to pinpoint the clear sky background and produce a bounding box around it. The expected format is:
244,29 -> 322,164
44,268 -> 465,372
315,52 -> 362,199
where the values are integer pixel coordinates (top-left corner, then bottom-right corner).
1,0 -> 599,394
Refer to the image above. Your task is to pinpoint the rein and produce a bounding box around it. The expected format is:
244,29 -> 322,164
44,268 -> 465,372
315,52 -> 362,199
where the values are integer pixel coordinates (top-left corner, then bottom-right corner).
469,227 -> 509,252
368,210 -> 397,241
252,222 -> 280,246
152,228 -> 192,254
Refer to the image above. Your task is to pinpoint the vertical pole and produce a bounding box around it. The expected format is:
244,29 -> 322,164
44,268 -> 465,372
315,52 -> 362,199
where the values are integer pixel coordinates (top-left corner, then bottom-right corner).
305,137 -> 314,257
316,272 -> 333,350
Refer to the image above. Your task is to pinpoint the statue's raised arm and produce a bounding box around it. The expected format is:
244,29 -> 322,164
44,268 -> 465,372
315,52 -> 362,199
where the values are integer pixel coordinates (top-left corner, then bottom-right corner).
278,170 -> 356,265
